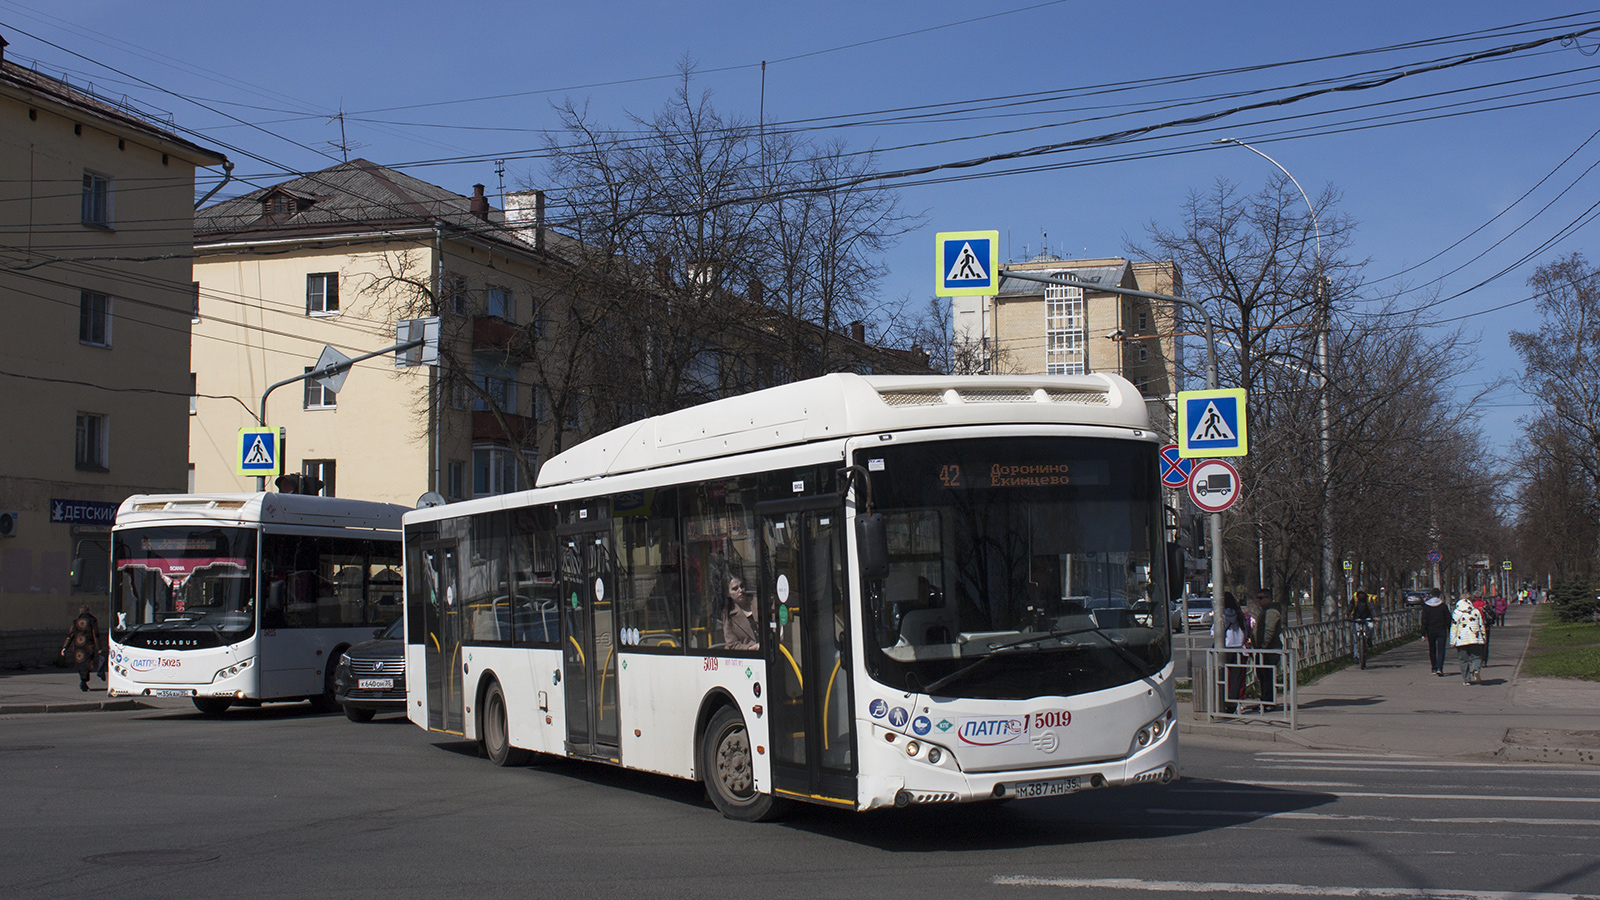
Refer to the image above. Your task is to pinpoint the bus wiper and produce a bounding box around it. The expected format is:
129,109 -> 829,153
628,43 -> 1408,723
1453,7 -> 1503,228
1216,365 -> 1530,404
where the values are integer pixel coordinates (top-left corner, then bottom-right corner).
920,625 -> 1145,696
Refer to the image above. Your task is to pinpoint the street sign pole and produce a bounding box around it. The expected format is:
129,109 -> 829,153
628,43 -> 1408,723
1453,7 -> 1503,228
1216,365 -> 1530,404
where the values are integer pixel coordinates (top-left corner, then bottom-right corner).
254,335 -> 428,490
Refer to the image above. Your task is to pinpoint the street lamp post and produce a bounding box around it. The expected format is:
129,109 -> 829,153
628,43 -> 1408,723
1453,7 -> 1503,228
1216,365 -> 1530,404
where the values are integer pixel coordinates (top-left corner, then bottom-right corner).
1213,138 -> 1333,621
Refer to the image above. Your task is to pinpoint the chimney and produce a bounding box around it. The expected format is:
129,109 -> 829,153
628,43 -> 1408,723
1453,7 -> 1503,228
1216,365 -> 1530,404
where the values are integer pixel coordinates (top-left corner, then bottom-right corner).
1,34 -> 9,67
850,321 -> 866,343
748,278 -> 764,306
505,190 -> 546,251
469,184 -> 489,221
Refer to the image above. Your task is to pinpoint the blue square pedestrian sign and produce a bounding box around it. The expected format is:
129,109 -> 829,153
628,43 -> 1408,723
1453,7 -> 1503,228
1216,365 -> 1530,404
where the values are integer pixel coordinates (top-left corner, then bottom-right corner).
236,427 -> 284,477
935,230 -> 999,297
1177,388 -> 1248,458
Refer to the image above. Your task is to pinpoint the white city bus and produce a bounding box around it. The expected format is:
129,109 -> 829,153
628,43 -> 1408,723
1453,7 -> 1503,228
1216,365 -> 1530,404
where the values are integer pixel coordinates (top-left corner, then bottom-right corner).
108,492 -> 406,715
404,373 -> 1177,819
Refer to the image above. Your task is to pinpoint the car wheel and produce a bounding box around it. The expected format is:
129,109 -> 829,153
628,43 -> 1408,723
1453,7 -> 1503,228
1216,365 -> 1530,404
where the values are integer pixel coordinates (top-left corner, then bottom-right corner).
193,697 -> 232,716
308,650 -> 345,713
700,706 -> 788,821
481,681 -> 530,767
344,705 -> 376,723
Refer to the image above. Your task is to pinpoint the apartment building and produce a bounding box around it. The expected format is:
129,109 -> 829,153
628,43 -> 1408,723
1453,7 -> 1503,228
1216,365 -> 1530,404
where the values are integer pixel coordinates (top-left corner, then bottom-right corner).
0,36 -> 227,657
951,252 -> 1184,432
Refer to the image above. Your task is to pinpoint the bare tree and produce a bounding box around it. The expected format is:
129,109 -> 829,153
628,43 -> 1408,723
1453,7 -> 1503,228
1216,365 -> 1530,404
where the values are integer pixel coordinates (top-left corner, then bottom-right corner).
536,66 -> 915,414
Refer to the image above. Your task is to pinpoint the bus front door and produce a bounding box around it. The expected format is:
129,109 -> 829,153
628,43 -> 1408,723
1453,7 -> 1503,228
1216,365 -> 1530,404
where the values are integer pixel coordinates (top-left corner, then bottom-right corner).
559,527 -> 619,761
760,502 -> 855,807
420,543 -> 463,734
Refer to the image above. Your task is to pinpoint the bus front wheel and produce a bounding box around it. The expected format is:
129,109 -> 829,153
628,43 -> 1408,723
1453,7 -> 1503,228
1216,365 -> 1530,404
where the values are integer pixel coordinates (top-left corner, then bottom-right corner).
482,681 -> 530,767
193,697 -> 232,716
700,706 -> 788,822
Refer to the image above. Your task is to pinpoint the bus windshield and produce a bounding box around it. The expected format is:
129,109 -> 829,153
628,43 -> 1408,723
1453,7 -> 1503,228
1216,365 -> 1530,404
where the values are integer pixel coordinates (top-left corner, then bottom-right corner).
113,526 -> 257,645
859,436 -> 1170,700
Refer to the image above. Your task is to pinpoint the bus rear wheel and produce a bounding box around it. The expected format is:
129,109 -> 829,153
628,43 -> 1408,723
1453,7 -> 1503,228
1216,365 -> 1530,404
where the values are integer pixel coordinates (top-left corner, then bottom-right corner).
482,682 -> 530,767
193,697 -> 232,716
700,706 -> 788,822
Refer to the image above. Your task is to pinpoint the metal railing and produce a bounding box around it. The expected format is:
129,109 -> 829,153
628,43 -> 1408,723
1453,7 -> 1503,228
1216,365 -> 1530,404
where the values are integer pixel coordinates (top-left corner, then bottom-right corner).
1283,608 -> 1420,669
1203,647 -> 1298,729
1194,608 -> 1419,728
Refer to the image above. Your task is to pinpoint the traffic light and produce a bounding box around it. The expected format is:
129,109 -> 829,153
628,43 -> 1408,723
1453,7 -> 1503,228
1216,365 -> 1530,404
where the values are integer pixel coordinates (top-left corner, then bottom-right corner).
274,473 -> 324,495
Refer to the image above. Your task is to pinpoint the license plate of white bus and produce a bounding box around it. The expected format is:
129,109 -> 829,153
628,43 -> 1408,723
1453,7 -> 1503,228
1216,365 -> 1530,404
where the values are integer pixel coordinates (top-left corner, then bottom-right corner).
358,678 -> 394,690
151,689 -> 193,698
1004,777 -> 1081,799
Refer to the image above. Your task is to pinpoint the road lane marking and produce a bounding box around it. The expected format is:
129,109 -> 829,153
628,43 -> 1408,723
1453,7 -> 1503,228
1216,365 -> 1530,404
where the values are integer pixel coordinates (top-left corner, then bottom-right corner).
1145,809 -> 1600,827
993,875 -> 1600,899
1175,785 -> 1600,803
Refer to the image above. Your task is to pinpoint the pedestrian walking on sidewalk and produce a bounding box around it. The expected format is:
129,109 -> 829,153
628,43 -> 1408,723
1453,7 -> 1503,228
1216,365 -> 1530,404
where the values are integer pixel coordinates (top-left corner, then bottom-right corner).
1251,589 -> 1284,704
59,605 -> 103,692
1449,596 -> 1487,685
1420,588 -> 1450,675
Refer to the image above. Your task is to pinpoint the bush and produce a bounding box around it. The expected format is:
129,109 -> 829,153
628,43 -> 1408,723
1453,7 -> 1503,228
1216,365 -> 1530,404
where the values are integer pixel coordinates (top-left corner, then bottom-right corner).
1550,576 -> 1600,623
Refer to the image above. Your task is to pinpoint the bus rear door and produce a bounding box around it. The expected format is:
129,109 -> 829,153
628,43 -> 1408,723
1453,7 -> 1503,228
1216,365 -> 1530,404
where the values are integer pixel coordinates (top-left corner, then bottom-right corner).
559,512 -> 619,761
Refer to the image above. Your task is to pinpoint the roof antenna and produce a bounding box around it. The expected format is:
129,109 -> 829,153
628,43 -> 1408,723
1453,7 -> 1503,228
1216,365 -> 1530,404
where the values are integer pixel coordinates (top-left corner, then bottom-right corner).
495,159 -> 506,202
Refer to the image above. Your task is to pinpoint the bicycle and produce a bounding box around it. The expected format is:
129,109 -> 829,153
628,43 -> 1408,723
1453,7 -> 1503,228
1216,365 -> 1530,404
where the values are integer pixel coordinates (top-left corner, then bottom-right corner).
1352,618 -> 1375,669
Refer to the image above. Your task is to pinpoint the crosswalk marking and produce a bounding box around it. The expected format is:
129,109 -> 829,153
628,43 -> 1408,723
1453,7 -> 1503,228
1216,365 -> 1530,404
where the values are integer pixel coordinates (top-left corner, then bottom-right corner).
993,875 -> 1600,899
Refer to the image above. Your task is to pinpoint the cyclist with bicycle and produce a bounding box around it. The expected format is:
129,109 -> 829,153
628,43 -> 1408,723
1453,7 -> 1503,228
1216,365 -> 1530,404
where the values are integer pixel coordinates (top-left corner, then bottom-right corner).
1350,591 -> 1376,668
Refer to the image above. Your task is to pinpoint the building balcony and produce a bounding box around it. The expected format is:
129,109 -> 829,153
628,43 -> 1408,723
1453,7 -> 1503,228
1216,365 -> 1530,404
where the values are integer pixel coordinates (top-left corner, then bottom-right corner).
472,410 -> 533,444
471,316 -> 530,354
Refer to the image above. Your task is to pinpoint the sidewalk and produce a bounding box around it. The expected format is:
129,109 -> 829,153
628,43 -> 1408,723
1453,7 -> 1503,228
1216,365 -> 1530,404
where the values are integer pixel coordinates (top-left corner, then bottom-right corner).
1180,602 -> 1600,764
0,667 -> 190,715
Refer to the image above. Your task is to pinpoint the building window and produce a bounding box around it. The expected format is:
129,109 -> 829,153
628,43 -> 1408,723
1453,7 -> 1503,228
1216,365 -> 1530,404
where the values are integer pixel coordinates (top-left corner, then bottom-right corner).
307,273 -> 339,315
80,291 -> 112,347
473,355 -> 516,412
191,282 -> 202,323
1137,310 -> 1149,331
486,286 -> 512,319
1044,284 -> 1085,376
301,459 -> 336,497
75,412 -> 109,471
473,445 -> 520,497
81,171 -> 112,228
187,464 -> 195,494
1138,346 -> 1149,362
444,275 -> 468,316
303,367 -> 337,409
447,460 -> 467,501
190,373 -> 198,415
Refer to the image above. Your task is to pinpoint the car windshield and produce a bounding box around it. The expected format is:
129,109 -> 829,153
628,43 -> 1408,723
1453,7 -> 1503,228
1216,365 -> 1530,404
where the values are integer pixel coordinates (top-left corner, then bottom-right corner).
113,526 -> 257,643
859,436 -> 1171,700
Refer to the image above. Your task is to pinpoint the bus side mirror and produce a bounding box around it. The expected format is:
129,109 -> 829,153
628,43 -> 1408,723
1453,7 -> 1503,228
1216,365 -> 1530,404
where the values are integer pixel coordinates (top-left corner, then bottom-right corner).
1166,543 -> 1184,607
857,514 -> 889,580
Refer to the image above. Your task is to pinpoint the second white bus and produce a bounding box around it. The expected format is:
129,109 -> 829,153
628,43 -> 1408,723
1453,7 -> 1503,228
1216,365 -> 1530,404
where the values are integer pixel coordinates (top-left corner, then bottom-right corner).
108,492 -> 406,715
404,373 -> 1177,818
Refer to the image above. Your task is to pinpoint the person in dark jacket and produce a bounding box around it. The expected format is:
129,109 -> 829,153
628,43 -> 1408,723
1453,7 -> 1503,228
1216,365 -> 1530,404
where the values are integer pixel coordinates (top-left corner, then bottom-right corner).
60,605 -> 103,692
1251,590 -> 1285,704
1419,588 -> 1450,676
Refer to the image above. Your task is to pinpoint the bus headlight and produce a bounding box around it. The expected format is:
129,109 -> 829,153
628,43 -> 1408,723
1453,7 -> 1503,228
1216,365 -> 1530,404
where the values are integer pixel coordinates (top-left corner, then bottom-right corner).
214,657 -> 254,682
1130,708 -> 1174,753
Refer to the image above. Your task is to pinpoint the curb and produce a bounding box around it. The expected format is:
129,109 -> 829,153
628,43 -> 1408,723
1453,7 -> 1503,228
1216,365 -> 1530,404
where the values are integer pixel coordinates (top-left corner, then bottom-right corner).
0,699 -> 157,715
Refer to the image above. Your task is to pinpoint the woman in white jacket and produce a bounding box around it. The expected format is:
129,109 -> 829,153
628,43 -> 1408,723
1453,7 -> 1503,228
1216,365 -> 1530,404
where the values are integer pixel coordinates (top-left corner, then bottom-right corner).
1448,596 -> 1488,684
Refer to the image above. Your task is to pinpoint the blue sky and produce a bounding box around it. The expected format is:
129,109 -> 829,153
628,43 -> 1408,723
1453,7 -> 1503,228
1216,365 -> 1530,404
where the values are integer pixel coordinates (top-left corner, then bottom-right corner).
6,0 -> 1599,456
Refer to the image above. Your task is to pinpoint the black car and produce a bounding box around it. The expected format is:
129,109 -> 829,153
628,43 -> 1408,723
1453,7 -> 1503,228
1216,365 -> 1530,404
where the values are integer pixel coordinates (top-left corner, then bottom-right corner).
333,618 -> 405,722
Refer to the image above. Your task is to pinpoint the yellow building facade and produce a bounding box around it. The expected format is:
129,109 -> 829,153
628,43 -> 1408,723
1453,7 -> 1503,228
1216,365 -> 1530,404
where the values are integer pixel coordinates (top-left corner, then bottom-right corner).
0,46 -> 226,652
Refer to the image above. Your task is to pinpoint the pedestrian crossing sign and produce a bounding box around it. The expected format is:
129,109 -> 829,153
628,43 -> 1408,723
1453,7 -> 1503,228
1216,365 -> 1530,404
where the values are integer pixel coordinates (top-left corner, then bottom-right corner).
236,427 -> 284,477
1177,388 -> 1248,458
935,230 -> 999,297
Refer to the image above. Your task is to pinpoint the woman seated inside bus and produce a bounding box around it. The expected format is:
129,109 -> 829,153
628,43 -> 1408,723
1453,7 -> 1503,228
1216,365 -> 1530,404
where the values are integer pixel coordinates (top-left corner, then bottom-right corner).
720,574 -> 759,650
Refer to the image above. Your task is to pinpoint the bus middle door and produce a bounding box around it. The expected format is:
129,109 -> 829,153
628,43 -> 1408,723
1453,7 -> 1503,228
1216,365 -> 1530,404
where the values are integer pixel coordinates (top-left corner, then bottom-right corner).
558,514 -> 619,762
759,500 -> 855,808
419,543 -> 463,734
